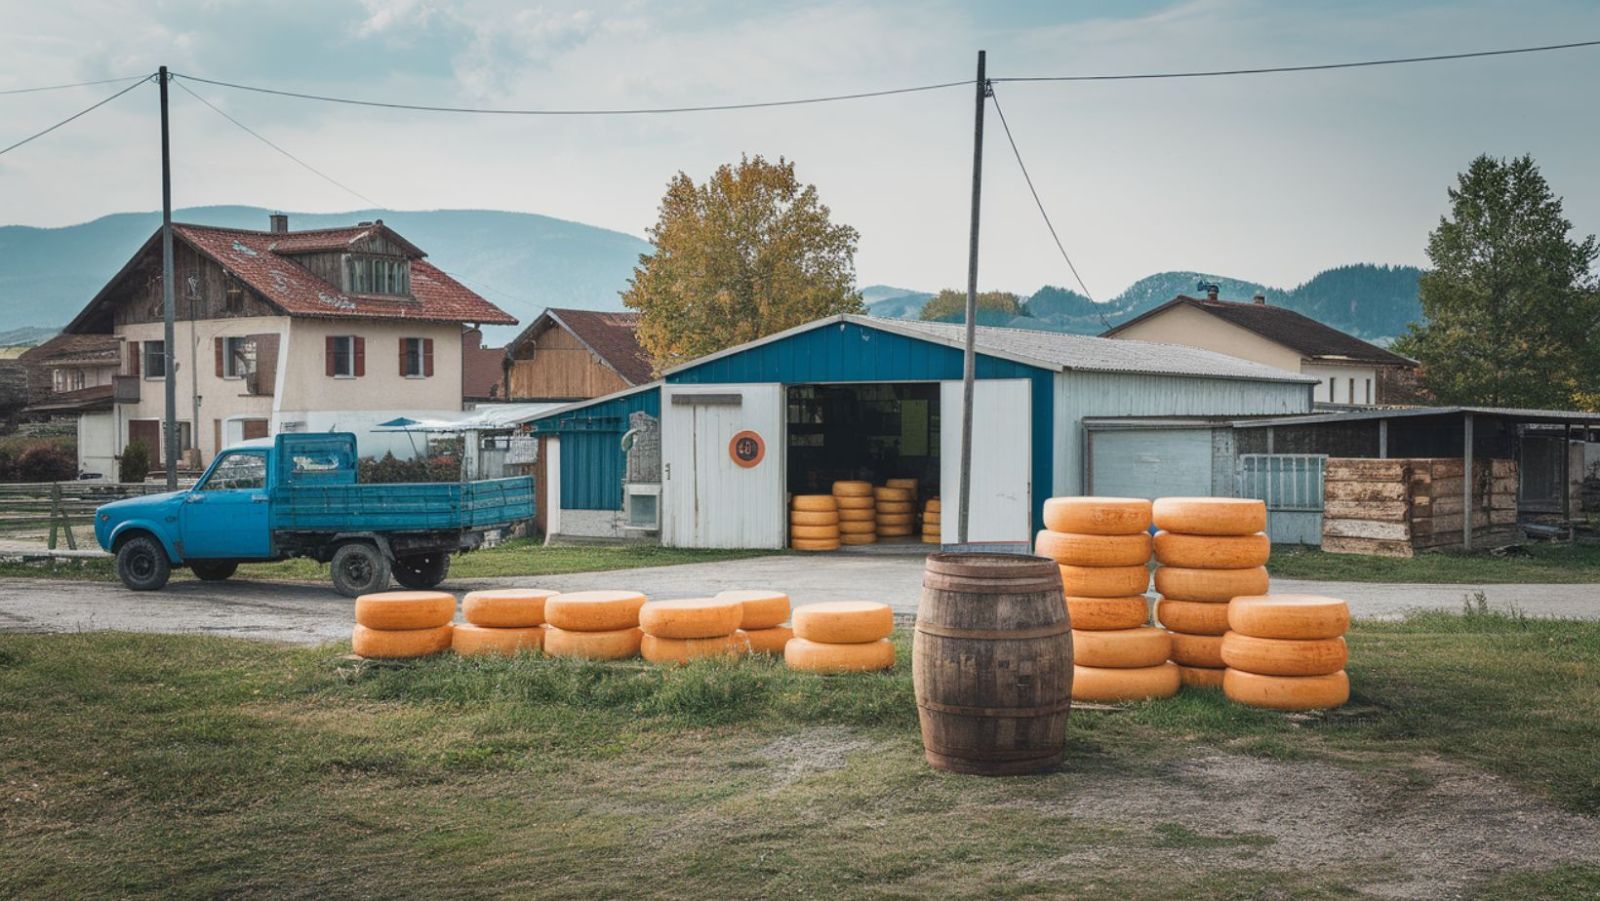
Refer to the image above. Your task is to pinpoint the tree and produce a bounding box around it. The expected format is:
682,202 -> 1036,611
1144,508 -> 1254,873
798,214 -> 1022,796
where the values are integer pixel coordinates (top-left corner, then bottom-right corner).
623,155 -> 863,371
1393,154 -> 1600,410
118,440 -> 151,484
919,290 -> 1023,324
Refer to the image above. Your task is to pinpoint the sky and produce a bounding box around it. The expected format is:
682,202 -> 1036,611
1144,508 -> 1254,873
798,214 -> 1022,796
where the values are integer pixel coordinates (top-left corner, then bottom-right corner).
2,0 -> 1599,298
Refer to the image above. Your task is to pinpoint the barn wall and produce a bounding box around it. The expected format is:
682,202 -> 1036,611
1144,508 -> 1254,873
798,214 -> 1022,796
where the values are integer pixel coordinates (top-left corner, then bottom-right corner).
508,324 -> 632,401
528,386 -> 661,511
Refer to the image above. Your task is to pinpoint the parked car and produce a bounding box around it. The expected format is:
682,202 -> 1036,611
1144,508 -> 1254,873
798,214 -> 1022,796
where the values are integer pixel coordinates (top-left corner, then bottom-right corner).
94,433 -> 534,596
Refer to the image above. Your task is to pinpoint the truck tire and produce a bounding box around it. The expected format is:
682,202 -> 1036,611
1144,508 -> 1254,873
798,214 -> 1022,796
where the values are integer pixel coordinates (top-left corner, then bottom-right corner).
190,560 -> 239,582
331,542 -> 391,597
392,553 -> 450,590
116,534 -> 171,591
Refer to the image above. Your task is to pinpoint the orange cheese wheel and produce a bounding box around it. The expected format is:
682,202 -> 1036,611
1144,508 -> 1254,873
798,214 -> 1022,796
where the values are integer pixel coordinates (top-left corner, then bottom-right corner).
1071,626 -> 1171,668
1059,564 -> 1149,598
1152,531 -> 1270,569
877,527 -> 914,538
840,533 -> 877,545
1154,566 -> 1269,603
791,538 -> 841,551
793,601 -> 893,644
885,478 -> 918,492
715,589 -> 791,630
876,513 -> 915,527
838,508 -> 876,522
791,495 -> 838,512
921,534 -> 942,544
544,590 -> 647,632
1168,631 -> 1225,668
790,510 -> 839,526
461,588 -> 553,628
835,495 -> 875,510
1072,662 -> 1179,702
873,486 -> 912,502
790,524 -> 841,540
924,498 -> 942,513
1177,664 -> 1225,689
543,625 -> 642,660
1035,530 -> 1152,567
1065,595 -> 1149,631
638,597 -> 744,639
1154,598 -> 1232,636
838,520 -> 876,534
1220,632 -> 1348,677
832,481 -> 873,497
1228,595 -> 1350,640
451,623 -> 544,656
1152,497 -> 1266,536
352,623 -> 453,658
1224,668 -> 1349,711
785,637 -> 895,672
641,632 -> 749,664
876,501 -> 914,515
1042,497 -> 1152,535
742,625 -> 793,654
354,591 -> 455,630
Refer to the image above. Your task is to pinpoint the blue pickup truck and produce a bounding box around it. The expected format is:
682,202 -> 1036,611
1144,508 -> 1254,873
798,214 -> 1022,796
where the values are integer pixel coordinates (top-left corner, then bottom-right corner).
94,433 -> 534,596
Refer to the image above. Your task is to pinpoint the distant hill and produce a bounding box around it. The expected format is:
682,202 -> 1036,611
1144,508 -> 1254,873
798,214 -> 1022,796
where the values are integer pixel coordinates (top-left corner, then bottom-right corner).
0,206 -> 653,340
0,326 -> 58,347
862,285 -> 935,319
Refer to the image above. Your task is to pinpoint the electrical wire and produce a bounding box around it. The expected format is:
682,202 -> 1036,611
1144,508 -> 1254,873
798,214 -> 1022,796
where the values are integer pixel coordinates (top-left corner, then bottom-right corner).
0,75 -> 152,157
0,74 -> 151,96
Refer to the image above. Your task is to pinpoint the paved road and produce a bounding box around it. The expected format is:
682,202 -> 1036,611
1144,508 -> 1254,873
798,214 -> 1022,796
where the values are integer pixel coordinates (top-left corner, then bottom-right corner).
0,555 -> 1594,645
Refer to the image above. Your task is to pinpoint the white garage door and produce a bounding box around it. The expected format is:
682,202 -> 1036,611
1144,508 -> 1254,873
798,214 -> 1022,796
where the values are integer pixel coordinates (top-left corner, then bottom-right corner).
661,384 -> 785,549
1088,429 -> 1213,499
940,379 -> 1032,544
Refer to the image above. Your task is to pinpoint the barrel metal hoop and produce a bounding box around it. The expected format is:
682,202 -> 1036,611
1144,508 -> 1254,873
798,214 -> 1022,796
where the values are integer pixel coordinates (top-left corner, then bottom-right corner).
921,576 -> 1064,595
918,697 -> 1075,718
914,621 -> 1070,641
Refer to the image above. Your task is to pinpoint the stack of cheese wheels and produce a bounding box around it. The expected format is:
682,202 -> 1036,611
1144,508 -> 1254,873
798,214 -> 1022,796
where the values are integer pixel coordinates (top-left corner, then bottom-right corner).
874,485 -> 915,538
453,588 -> 553,656
786,601 -> 896,672
543,590 -> 646,660
1151,497 -> 1272,690
715,589 -> 792,654
638,596 -> 750,664
832,480 -> 877,545
885,478 -> 919,506
352,590 -> 456,659
1223,595 -> 1351,710
921,496 -> 942,545
790,495 -> 840,551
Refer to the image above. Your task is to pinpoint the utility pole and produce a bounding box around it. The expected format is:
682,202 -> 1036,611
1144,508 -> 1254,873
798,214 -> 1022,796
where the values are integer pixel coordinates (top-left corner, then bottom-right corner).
159,66 -> 178,489
957,50 -> 988,546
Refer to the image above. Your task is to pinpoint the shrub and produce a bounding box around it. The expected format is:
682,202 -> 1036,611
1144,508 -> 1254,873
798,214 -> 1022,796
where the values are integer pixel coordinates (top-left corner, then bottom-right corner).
119,440 -> 152,484
16,444 -> 76,482
358,451 -> 460,484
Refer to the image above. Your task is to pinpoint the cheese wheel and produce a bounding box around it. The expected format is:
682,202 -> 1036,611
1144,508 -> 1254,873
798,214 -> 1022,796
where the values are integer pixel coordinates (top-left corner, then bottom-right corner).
544,590 -> 647,632
742,625 -> 793,654
924,498 -> 942,513
885,478 -> 918,492
1035,530 -> 1152,567
1154,566 -> 1269,603
835,495 -> 875,510
873,486 -> 912,502
785,637 -> 895,673
838,509 -> 876,522
352,623 -> 453,658
1042,497 -> 1152,535
791,495 -> 838,512
451,623 -> 544,656
1058,564 -> 1149,598
461,588 -> 553,628
876,513 -> 915,527
838,520 -> 877,535
792,601 -> 893,644
715,589 -> 791,630
1221,632 -> 1348,677
790,524 -> 841,540
1154,598 -> 1232,636
840,533 -> 877,545
1168,631 -> 1225,668
1228,595 -> 1350,640
790,510 -> 839,526
791,538 -> 841,551
641,632 -> 749,664
1224,668 -> 1349,711
1065,595 -> 1149,631
543,625 -> 643,660
876,501 -> 914,515
639,597 -> 744,639
1177,665 -> 1225,689
1152,497 -> 1267,536
921,534 -> 942,544
1072,662 -> 1179,702
832,481 -> 873,497
1071,626 -> 1171,668
877,527 -> 914,538
354,591 -> 455,630
1152,531 -> 1270,569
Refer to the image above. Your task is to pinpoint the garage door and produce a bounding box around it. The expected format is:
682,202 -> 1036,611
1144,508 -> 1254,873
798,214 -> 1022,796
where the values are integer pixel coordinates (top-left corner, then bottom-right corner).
1088,428 -> 1213,499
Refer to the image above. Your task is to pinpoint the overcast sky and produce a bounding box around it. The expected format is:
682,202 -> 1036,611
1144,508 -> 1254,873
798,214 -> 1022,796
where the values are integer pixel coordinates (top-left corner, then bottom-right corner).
3,0 -> 1598,297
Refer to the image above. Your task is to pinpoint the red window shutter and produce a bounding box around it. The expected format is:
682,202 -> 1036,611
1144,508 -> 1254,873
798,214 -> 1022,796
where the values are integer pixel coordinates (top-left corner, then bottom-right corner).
325,336 -> 336,376
214,337 -> 225,377
423,338 -> 434,377
399,338 -> 408,376
129,341 -> 140,377
354,337 -> 366,377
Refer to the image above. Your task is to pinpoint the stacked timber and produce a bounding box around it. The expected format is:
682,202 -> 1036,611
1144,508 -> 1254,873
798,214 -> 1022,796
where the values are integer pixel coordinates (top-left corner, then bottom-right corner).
790,495 -> 841,551
453,589 -> 552,656
1322,458 -> 1518,557
875,485 -> 916,538
833,481 -> 877,545
638,597 -> 751,664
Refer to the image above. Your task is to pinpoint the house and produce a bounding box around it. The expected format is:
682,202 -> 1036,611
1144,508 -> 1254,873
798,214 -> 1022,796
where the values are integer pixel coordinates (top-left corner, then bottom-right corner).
1100,288 -> 1417,406
58,214 -> 516,471
504,308 -> 652,402
18,334 -> 121,475
461,328 -> 507,403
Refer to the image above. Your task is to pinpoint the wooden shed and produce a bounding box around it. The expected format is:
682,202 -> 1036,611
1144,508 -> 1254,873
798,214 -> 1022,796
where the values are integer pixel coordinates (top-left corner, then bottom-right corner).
503,308 -> 653,402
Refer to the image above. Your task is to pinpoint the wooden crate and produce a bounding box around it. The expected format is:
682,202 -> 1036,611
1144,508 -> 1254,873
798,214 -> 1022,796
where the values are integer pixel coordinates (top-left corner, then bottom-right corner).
1321,457 -> 1518,556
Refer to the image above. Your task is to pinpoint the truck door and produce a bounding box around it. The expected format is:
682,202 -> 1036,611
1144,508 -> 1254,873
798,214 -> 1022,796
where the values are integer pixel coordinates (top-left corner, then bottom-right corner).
180,450 -> 272,560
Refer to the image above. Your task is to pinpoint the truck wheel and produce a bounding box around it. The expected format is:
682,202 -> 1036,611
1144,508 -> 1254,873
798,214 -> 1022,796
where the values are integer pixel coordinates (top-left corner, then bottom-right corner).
116,535 -> 171,591
392,553 -> 450,590
331,542 -> 391,597
190,560 -> 239,581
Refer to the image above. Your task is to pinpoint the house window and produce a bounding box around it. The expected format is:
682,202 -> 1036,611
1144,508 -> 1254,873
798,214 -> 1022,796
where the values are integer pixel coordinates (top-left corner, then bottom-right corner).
1365,379 -> 1372,405
326,336 -> 364,378
1348,378 -> 1356,405
224,282 -> 246,314
345,255 -> 411,296
143,341 -> 167,379
400,337 -> 434,378
1327,377 -> 1334,402
223,336 -> 256,379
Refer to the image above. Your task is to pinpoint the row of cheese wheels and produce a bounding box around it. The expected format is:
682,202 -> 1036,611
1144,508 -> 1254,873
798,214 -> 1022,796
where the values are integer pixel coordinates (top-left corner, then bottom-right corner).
921,497 -> 941,544
791,494 -> 842,551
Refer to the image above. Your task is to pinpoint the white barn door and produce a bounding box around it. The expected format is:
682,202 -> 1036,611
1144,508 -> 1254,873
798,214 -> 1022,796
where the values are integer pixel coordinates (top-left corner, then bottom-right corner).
661,384 -> 786,549
940,379 -> 1032,544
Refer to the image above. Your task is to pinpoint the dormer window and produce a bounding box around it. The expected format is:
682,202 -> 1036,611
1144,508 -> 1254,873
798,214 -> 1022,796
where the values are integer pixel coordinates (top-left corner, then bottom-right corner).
345,255 -> 411,296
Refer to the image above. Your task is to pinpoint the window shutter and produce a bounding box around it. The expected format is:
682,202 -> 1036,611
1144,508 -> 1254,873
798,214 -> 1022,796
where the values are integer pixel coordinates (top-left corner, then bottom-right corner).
129,341 -> 140,377
354,337 -> 366,377
325,336 -> 336,377
399,338 -> 408,376
423,338 -> 434,377
215,337 -> 225,377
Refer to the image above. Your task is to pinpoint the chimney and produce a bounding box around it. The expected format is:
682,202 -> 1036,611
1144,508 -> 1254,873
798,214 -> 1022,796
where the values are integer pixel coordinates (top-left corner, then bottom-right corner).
1252,292 -> 1266,305
1207,286 -> 1219,301
268,212 -> 288,233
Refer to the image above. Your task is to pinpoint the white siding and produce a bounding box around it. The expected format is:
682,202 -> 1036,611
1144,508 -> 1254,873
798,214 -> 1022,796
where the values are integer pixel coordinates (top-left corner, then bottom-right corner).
77,411 -> 118,478
661,384 -> 785,549
940,379 -> 1032,543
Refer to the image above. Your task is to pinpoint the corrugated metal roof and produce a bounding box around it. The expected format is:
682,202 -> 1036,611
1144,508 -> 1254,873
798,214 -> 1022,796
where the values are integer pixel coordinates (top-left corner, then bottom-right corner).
1236,405 -> 1600,427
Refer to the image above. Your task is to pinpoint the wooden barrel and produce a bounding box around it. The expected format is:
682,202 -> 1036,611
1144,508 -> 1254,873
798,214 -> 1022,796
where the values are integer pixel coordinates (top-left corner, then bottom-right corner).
913,553 -> 1073,776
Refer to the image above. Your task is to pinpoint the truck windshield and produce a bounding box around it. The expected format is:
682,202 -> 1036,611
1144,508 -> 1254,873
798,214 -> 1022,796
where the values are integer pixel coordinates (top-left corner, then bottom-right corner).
202,452 -> 267,491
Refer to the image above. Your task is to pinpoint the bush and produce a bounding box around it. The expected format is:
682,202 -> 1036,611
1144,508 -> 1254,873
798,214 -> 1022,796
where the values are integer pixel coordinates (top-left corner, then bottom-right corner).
16,444 -> 76,482
119,441 -> 152,484
358,451 -> 460,484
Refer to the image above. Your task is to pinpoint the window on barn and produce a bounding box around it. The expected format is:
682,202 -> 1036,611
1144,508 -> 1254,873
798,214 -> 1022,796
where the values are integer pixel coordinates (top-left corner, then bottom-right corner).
344,255 -> 411,296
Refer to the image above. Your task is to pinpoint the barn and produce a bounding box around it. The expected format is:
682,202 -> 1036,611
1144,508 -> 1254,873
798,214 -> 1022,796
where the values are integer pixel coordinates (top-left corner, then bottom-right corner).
523,314 -> 1315,549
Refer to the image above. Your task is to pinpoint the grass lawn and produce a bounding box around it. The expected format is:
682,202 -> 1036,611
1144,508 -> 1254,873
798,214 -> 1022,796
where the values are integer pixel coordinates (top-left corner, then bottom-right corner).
2,609 -> 1597,898
1269,541 -> 1600,583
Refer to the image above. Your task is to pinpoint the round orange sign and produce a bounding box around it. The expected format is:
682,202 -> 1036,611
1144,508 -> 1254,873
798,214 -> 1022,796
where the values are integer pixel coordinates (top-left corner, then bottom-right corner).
729,430 -> 766,468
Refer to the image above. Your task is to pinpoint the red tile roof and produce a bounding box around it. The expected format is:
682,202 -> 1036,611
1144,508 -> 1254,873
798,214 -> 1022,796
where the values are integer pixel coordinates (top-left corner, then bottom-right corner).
508,308 -> 652,385
264,222 -> 424,257
18,333 -> 119,366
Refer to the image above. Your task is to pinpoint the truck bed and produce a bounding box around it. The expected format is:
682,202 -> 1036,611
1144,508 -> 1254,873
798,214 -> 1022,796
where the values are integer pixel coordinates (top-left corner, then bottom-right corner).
269,477 -> 534,533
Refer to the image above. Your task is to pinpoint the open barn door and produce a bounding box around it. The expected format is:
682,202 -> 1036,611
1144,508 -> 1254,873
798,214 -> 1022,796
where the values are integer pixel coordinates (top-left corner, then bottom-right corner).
661,384 -> 785,548
940,379 -> 1031,544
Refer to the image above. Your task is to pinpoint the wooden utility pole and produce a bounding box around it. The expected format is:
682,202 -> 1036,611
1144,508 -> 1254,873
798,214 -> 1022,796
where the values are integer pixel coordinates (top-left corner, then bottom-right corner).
957,50 -> 988,546
159,66 -> 178,488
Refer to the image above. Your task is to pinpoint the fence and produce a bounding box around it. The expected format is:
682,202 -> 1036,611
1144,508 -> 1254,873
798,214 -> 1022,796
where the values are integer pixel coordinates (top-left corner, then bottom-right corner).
0,481 -> 188,549
1236,454 -> 1326,545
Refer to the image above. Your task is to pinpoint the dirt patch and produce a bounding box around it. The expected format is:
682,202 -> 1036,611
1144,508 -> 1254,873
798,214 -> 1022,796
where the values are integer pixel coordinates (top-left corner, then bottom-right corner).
758,727 -> 883,787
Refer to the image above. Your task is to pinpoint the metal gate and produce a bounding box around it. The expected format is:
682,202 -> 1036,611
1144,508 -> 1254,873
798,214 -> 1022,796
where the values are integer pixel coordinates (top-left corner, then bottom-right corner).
1237,454 -> 1325,545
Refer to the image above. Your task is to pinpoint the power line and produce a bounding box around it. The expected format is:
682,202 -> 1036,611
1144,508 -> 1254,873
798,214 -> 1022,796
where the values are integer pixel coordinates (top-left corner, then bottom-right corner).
173,79 -> 382,207
993,39 -> 1600,83
0,74 -> 151,96
0,75 -> 152,157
